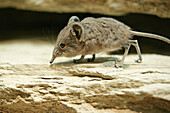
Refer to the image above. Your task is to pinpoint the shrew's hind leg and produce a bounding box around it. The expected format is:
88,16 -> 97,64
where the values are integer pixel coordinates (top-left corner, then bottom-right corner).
73,55 -> 85,63
128,40 -> 142,63
115,43 -> 131,68
87,54 -> 96,62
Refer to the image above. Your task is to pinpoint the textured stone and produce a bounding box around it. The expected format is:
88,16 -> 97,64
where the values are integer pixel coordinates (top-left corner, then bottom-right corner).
0,0 -> 170,18
0,40 -> 170,112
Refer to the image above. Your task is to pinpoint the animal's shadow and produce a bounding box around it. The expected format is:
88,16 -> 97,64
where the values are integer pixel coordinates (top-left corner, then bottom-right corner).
52,56 -> 120,66
50,56 -> 130,69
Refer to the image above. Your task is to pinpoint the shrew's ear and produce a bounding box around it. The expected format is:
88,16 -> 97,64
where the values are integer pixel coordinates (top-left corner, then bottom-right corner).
70,23 -> 83,41
68,16 -> 80,25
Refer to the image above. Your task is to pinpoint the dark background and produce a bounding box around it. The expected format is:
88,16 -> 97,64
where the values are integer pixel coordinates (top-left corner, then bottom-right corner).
0,8 -> 170,55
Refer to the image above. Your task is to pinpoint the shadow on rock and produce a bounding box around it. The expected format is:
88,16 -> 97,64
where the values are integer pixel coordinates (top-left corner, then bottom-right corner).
51,56 -> 120,65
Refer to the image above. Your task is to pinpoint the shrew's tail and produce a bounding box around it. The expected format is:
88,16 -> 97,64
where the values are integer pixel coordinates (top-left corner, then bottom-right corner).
130,31 -> 170,44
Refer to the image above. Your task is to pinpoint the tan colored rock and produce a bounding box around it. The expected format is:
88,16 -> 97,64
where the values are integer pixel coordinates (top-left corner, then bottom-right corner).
0,0 -> 170,18
0,40 -> 170,112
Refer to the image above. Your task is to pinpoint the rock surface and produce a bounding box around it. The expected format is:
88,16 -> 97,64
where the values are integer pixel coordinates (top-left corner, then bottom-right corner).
0,0 -> 170,18
0,39 -> 170,113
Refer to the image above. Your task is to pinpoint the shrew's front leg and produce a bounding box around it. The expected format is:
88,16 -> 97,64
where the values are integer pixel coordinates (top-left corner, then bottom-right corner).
73,55 -> 85,63
87,54 -> 95,62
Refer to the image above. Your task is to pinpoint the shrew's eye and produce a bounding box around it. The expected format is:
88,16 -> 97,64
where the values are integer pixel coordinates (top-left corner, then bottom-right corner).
60,43 -> 66,48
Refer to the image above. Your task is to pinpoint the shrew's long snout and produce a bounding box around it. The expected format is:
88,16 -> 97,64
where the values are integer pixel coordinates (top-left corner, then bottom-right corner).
50,55 -> 56,64
50,49 -> 56,64
50,48 -> 62,64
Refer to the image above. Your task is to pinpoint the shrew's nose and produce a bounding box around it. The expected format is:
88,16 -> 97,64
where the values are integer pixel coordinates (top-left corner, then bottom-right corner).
50,55 -> 56,64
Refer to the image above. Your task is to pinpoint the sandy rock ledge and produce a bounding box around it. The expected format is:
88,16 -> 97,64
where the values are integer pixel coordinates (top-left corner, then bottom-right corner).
0,0 -> 170,18
0,40 -> 170,113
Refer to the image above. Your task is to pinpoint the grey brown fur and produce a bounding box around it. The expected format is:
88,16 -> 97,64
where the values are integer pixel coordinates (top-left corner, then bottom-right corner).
50,16 -> 170,67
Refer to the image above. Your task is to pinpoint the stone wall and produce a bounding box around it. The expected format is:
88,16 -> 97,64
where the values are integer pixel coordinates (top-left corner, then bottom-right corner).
0,0 -> 170,18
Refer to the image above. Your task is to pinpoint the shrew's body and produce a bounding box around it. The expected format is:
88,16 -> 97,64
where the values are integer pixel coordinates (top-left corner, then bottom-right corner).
50,16 -> 170,68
